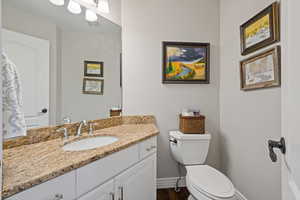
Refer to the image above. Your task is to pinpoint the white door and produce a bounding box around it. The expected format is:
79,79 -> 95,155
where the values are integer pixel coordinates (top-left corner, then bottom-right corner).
0,11 -> 3,199
115,155 -> 156,200
281,0 -> 300,199
78,180 -> 114,200
2,29 -> 50,129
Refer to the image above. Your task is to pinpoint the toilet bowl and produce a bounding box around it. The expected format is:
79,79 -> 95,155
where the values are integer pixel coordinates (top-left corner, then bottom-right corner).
169,131 -> 236,200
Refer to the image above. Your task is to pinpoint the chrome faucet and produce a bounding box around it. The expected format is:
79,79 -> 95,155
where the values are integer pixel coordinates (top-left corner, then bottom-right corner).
76,120 -> 88,136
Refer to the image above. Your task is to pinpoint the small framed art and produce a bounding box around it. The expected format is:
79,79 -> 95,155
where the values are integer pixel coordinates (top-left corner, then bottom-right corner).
84,61 -> 104,77
82,78 -> 104,95
162,41 -> 210,84
240,2 -> 280,55
240,46 -> 281,91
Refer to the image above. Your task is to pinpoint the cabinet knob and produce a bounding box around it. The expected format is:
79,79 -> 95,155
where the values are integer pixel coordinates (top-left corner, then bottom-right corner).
54,194 -> 63,200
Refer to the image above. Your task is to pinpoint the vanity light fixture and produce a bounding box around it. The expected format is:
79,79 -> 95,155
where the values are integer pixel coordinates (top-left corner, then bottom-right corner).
85,9 -> 98,22
68,0 -> 82,14
98,0 -> 110,13
82,0 -> 96,6
49,0 -> 65,6
49,0 -> 110,22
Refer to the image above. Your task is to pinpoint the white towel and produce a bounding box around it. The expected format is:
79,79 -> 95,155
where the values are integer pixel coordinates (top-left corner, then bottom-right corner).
2,53 -> 27,139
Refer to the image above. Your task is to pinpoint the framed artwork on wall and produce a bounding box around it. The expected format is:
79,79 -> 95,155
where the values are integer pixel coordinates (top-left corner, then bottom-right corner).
240,2 -> 280,55
82,78 -> 104,95
162,42 -> 210,84
84,60 -> 104,77
240,46 -> 281,91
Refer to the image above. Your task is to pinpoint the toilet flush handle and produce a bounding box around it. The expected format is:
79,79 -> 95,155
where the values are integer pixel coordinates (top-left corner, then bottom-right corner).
169,138 -> 178,144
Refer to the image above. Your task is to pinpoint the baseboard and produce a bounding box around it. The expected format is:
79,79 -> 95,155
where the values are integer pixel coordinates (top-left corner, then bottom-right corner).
157,177 -> 186,189
235,190 -> 247,200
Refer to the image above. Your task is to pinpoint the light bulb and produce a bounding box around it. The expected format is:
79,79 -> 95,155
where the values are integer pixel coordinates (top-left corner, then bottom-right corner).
85,9 -> 98,22
49,0 -> 65,6
98,0 -> 110,13
68,0 -> 82,14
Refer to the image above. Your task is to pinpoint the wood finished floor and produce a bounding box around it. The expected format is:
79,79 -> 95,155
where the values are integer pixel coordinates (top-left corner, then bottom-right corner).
157,188 -> 190,200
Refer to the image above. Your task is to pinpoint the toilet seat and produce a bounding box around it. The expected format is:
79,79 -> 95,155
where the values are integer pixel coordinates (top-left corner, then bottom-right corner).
186,165 -> 235,200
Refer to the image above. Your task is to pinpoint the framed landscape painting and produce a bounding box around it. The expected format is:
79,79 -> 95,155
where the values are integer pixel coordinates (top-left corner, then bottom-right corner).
240,46 -> 281,91
240,2 -> 279,55
162,42 -> 210,84
84,60 -> 104,77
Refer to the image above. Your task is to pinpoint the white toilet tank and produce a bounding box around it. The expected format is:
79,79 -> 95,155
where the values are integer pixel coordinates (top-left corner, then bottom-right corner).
169,131 -> 211,165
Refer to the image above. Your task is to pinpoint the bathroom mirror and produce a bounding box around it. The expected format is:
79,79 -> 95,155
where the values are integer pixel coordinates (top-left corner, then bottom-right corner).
2,0 -> 122,138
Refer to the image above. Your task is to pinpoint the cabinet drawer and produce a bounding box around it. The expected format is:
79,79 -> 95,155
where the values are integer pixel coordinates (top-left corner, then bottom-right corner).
76,144 -> 139,197
139,136 -> 157,160
7,171 -> 76,200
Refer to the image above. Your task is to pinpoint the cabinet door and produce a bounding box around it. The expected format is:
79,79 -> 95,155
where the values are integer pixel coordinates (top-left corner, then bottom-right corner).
115,154 -> 156,200
77,144 -> 139,197
78,180 -> 114,200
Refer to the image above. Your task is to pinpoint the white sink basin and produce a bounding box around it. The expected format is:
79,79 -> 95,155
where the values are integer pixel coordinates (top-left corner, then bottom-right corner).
63,136 -> 119,151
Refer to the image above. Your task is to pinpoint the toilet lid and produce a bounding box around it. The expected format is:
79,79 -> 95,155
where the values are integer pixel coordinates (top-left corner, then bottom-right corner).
186,165 -> 235,199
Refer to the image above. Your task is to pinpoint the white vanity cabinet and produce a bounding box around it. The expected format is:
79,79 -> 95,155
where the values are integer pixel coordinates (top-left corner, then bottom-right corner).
78,154 -> 156,200
76,145 -> 139,197
6,171 -> 76,200
114,154 -> 156,200
6,136 -> 157,200
77,180 -> 114,200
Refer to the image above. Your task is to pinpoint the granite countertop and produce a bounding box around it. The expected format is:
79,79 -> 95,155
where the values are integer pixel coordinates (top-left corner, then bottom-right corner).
3,124 -> 159,198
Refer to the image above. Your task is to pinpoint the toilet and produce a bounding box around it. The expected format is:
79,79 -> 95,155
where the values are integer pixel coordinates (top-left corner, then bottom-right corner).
169,131 -> 236,200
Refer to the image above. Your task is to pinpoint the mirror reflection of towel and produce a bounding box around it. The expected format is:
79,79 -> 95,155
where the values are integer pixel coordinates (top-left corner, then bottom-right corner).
2,53 -> 27,139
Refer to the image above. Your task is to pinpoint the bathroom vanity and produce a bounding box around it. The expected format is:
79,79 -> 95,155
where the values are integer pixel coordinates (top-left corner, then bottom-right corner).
2,1 -> 159,200
3,116 -> 158,200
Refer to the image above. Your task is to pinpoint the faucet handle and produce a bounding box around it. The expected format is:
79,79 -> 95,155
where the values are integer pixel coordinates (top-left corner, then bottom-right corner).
62,117 -> 71,124
56,127 -> 68,140
88,123 -> 95,135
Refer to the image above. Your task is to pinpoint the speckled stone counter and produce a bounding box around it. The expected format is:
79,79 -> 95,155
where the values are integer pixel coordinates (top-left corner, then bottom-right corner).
3,116 -> 159,198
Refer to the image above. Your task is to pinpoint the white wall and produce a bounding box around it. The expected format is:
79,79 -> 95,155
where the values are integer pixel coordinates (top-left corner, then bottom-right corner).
100,0 -> 121,26
2,3 -> 60,125
60,30 -> 122,122
219,0 -> 281,199
122,0 -> 220,178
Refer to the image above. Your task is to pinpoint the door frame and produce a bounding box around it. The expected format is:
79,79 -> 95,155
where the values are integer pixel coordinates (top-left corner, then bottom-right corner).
281,0 -> 300,199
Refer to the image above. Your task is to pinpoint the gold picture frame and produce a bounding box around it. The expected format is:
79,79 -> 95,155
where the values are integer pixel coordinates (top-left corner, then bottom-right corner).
240,46 -> 281,91
240,2 -> 280,55
82,78 -> 104,95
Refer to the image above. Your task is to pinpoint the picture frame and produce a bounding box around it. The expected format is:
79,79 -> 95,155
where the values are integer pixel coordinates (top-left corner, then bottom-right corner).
162,41 -> 210,84
84,60 -> 104,77
240,2 -> 280,55
240,46 -> 281,91
82,78 -> 104,95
